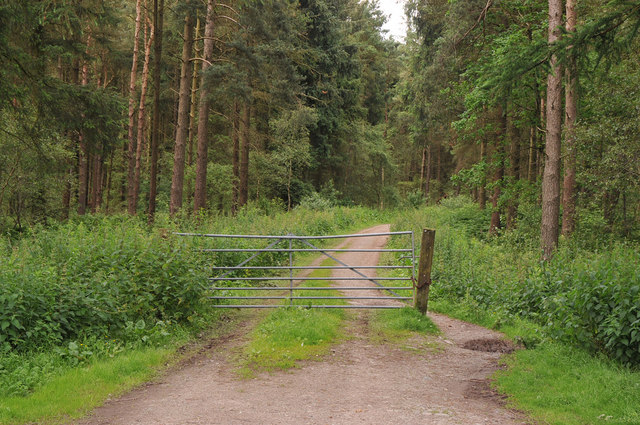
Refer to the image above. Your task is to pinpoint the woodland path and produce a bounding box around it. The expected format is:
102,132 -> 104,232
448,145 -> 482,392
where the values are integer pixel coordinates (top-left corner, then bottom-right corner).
78,225 -> 532,425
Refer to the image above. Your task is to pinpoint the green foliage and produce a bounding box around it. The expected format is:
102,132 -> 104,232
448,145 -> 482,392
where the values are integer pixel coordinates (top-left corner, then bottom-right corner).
0,207 -> 384,397
0,218 -> 208,353
405,190 -> 425,209
392,198 -> 640,367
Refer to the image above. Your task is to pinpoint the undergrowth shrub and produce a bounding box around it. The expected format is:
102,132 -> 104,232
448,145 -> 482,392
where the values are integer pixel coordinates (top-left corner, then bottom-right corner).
391,197 -> 640,367
0,206 -> 385,396
0,219 -> 208,352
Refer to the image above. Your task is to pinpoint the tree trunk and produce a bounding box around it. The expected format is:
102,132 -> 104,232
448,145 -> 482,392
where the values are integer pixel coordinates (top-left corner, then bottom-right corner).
436,143 -> 442,184
169,6 -> 194,216
231,101 -> 240,215
420,147 -> 426,191
147,0 -> 164,223
62,167 -> 72,220
126,0 -> 143,215
105,150 -> 114,213
90,146 -> 104,213
193,0 -> 216,213
239,102 -> 251,208
562,0 -> 577,237
77,36 -> 91,216
489,105 -> 506,235
187,15 -> 201,169
537,96 -> 546,180
479,139 -> 486,209
130,10 -> 154,215
425,144 -> 431,202
541,0 -> 564,260
506,110 -> 520,230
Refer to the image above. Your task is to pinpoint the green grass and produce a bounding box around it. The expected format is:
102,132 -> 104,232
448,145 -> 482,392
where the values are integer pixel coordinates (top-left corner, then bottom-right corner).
369,307 -> 441,354
371,307 -> 440,339
494,342 -> 640,425
0,347 -> 172,425
237,259 -> 347,375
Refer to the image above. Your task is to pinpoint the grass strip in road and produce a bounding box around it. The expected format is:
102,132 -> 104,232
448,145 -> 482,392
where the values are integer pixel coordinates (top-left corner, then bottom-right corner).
237,259 -> 347,375
494,342 -> 640,425
0,347 -> 172,425
371,307 -> 440,338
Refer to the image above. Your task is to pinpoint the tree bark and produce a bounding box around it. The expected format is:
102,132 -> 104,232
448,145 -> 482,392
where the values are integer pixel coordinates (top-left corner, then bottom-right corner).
77,35 -> 91,216
420,147 -> 426,192
425,144 -> 431,202
506,110 -> 520,230
90,146 -> 104,213
541,0 -> 564,260
148,0 -> 164,223
231,101 -> 240,215
130,10 -> 154,215
479,139 -> 486,209
169,5 -> 194,216
193,0 -> 216,213
562,0 -> 577,237
126,0 -> 143,215
187,15 -> 201,168
489,105 -> 506,235
238,102 -> 251,208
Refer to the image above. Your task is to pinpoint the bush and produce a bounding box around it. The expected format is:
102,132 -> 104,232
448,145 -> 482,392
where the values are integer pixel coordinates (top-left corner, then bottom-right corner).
391,197 -> 640,367
0,219 -> 208,353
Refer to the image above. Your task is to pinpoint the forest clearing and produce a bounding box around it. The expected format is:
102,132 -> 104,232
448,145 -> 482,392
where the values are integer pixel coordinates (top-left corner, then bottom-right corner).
1,0 -> 640,423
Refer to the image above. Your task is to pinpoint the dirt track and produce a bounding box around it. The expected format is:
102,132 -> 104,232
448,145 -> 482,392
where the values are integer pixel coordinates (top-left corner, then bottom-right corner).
78,225 -> 531,425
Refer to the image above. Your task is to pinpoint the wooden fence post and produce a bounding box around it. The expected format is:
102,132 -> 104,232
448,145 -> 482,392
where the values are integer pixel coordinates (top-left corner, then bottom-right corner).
414,228 -> 435,315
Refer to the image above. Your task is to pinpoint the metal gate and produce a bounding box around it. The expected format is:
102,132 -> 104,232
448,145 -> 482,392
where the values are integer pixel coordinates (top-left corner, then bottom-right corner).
176,231 -> 416,309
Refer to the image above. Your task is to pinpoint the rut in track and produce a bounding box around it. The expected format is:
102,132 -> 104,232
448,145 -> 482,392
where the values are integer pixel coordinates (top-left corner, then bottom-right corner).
78,225 -> 532,425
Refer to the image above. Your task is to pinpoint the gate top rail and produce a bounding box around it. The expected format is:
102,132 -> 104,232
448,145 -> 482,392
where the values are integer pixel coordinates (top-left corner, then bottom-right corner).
174,231 -> 412,240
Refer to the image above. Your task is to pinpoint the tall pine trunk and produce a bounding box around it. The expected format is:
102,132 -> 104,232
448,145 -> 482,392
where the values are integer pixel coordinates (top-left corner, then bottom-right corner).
424,144 -> 431,202
238,102 -> 251,208
187,15 -> 201,169
479,139 -> 486,209
126,0 -> 143,214
130,9 -> 154,215
541,0 -> 564,260
148,0 -> 164,223
193,0 -> 216,213
562,0 -> 577,237
506,111 -> 520,230
489,104 -> 506,235
77,35 -> 91,216
169,5 -> 194,216
231,101 -> 240,215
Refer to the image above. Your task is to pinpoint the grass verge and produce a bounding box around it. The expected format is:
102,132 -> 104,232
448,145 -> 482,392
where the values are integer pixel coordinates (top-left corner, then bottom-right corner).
494,342 -> 640,425
0,347 -> 172,425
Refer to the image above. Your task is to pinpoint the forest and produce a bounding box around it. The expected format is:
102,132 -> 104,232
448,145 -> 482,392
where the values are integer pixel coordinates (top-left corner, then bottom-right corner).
1,1 -> 640,423
1,0 -> 637,253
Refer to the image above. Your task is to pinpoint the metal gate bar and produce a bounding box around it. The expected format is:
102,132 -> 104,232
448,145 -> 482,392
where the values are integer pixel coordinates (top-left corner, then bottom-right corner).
211,286 -> 411,291
177,230 -> 415,309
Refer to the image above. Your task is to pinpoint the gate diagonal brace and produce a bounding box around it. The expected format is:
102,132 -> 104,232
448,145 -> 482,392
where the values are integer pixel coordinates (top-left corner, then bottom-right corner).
212,238 -> 284,283
299,239 -> 402,298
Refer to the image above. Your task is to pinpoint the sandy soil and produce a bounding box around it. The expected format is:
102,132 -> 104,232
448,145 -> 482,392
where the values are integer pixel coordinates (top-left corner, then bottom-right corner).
78,225 -> 532,425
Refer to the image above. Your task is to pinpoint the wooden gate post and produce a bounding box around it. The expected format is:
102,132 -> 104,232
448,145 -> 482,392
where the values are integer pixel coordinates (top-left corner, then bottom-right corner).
414,228 -> 435,315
